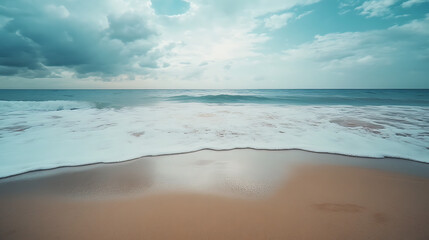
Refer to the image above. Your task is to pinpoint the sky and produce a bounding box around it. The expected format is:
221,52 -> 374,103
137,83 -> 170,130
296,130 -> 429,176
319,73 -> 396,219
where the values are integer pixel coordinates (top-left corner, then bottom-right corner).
0,0 -> 428,89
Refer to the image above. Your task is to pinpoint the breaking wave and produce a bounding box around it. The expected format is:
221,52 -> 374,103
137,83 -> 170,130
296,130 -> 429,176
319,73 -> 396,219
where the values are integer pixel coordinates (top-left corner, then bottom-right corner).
0,101 -> 94,113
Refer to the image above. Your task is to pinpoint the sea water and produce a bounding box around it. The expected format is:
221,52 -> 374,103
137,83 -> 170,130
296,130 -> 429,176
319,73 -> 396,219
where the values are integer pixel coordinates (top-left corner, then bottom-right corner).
0,89 -> 428,178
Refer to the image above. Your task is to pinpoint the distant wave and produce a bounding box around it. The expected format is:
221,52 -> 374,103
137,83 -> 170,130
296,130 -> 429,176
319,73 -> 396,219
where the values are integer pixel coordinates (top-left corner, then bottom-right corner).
168,94 -> 275,103
167,94 -> 429,105
0,100 -> 94,113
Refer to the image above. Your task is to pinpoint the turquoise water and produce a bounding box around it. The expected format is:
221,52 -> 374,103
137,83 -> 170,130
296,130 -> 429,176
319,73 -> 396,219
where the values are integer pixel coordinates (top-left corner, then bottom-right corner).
1,89 -> 428,108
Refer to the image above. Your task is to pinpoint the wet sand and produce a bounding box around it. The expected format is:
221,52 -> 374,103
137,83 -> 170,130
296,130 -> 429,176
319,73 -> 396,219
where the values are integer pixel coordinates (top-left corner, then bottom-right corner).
1,149 -> 429,239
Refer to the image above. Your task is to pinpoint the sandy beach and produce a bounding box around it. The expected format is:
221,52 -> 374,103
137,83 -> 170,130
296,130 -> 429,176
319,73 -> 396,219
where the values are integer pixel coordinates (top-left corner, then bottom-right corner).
1,149 -> 429,240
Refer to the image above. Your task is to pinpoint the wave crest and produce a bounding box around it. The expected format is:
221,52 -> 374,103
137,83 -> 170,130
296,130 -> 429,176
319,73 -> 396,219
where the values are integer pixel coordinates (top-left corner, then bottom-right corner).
168,94 -> 273,103
0,100 -> 94,113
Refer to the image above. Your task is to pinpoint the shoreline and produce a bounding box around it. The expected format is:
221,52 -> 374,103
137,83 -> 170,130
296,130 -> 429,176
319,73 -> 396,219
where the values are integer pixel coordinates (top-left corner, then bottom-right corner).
1,147 -> 427,180
1,149 -> 429,239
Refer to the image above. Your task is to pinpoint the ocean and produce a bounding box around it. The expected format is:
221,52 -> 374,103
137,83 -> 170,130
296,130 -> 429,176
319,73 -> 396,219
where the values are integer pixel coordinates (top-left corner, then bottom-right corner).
0,89 -> 428,178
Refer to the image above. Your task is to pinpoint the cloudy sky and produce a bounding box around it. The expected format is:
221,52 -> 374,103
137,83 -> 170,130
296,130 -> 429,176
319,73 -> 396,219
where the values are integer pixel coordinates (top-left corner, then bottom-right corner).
0,0 -> 428,89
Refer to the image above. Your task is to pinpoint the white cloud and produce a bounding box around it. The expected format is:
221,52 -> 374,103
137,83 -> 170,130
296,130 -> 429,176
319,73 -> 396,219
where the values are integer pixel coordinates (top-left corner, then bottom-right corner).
402,0 -> 429,8
389,13 -> 429,34
356,0 -> 399,17
146,0 -> 320,83
395,14 -> 410,18
296,10 -> 313,20
283,32 -> 389,71
264,13 -> 294,30
285,14 -> 429,65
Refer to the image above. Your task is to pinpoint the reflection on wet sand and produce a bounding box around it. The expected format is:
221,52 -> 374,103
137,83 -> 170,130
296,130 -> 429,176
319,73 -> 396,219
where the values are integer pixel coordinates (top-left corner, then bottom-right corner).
1,149 -> 429,199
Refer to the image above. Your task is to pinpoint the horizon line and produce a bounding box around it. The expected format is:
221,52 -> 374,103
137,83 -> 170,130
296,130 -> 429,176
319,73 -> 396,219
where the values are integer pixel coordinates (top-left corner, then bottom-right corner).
1,88 -> 429,90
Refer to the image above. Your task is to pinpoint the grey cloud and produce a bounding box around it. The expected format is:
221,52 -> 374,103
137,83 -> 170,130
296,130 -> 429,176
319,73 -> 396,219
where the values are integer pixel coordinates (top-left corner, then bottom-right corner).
0,0 -> 159,78
107,14 -> 156,43
0,30 -> 40,69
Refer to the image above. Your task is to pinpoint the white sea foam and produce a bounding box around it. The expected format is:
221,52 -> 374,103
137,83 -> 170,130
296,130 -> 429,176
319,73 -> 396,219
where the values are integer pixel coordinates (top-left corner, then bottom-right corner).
0,100 -> 94,113
0,101 -> 428,178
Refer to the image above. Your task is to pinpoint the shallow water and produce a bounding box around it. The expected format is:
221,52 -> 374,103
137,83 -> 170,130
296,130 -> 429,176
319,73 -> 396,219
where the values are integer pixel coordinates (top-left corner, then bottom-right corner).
1,149 -> 428,200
